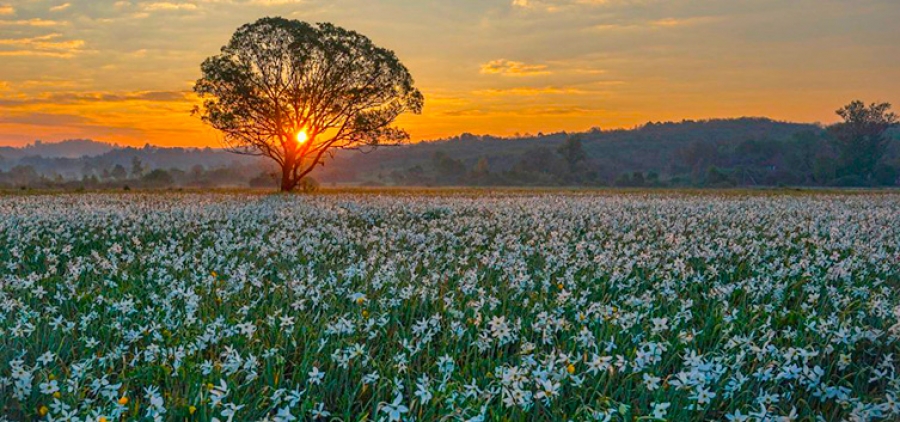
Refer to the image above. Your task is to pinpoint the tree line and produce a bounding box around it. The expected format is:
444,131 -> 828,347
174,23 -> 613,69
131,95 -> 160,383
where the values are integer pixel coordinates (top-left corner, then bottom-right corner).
357,101 -> 898,188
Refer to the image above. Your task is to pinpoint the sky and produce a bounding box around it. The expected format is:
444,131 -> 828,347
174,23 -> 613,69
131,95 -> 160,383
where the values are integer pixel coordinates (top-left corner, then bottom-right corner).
0,0 -> 899,147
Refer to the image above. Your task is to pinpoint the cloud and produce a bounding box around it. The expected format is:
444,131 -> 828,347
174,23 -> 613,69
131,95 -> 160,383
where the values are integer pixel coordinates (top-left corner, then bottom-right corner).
19,79 -> 84,88
194,0 -> 307,5
592,16 -> 719,31
475,86 -> 586,96
50,3 -> 71,12
515,106 -> 601,116
0,18 -> 65,27
0,90 -> 194,106
511,0 -> 632,12
141,2 -> 199,11
480,59 -> 551,76
0,80 -> 9,90
245,0 -> 306,4
440,109 -> 488,117
0,4 -> 13,15
0,112 -> 91,127
511,0 -> 563,12
0,34 -> 85,58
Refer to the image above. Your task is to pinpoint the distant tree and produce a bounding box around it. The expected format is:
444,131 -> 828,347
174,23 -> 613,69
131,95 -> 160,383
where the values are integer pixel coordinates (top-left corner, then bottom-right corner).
874,163 -> 898,186
813,156 -> 838,184
8,165 -> 41,187
473,157 -> 490,177
190,164 -> 205,180
249,171 -> 278,188
706,166 -> 734,187
142,169 -> 174,187
111,164 -> 128,181
614,173 -> 632,187
130,157 -> 144,178
557,135 -> 587,172
468,157 -> 492,185
510,146 -> 566,185
432,151 -> 466,184
785,130 -> 824,176
678,140 -> 720,175
828,101 -> 898,179
194,17 -> 424,192
631,171 -> 645,187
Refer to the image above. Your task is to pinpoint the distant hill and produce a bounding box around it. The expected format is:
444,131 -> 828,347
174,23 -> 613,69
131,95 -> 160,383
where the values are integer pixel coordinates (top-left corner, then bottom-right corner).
317,117 -> 824,183
0,139 -> 117,159
2,118 -> 897,188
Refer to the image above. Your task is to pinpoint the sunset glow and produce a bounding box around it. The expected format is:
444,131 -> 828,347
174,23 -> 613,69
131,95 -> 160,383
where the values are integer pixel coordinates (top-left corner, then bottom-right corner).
0,1 -> 898,147
296,130 -> 308,144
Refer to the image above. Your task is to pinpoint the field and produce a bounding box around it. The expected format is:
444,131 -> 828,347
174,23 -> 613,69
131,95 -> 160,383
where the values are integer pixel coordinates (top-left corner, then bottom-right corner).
2,190 -> 900,421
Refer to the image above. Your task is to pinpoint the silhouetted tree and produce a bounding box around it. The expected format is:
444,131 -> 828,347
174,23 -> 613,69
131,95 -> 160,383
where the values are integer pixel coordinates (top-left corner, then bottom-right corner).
111,164 -> 127,181
631,171 -> 645,187
557,135 -> 586,170
828,101 -> 898,179
130,157 -> 144,178
194,17 -> 424,191
142,169 -> 174,187
473,157 -> 490,176
432,151 -> 466,184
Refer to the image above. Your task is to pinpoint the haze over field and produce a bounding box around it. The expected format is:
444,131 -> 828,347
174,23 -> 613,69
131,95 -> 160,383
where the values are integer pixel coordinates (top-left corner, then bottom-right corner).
1,0 -> 899,147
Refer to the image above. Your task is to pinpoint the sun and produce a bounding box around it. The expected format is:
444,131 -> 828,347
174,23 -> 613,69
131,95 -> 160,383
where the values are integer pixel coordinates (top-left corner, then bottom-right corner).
296,130 -> 308,144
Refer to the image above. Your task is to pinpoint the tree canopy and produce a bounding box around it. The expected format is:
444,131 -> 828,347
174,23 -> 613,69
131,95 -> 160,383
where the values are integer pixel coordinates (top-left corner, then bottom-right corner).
194,17 -> 424,191
828,101 -> 897,179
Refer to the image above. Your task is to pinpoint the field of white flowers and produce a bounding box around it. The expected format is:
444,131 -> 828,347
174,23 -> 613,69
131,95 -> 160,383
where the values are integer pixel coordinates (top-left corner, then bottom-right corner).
2,191 -> 900,421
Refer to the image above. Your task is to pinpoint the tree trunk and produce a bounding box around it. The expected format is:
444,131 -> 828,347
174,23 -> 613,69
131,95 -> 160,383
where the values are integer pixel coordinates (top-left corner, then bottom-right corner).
280,162 -> 295,192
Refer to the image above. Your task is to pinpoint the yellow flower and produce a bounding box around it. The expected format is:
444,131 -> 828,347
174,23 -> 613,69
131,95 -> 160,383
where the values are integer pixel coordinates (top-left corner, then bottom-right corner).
567,364 -> 576,374
53,391 -> 61,399
118,396 -> 129,406
99,417 -> 108,422
48,374 -> 56,381
39,406 -> 49,417
362,310 -> 369,318
206,382 -> 214,390
211,271 -> 217,278
356,297 -> 365,305
557,283 -> 564,290
189,406 -> 197,415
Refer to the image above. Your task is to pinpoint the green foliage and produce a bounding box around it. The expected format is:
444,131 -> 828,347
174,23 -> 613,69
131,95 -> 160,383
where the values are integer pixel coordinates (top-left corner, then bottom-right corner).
828,101 -> 898,179
3,192 -> 900,421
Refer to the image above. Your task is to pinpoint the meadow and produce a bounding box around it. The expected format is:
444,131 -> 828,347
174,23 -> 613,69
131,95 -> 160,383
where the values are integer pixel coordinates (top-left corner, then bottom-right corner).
1,190 -> 899,421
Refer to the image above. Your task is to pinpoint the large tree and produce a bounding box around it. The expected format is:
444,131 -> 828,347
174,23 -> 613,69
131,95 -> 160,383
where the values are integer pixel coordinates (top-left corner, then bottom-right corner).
194,17 -> 424,191
828,101 -> 897,179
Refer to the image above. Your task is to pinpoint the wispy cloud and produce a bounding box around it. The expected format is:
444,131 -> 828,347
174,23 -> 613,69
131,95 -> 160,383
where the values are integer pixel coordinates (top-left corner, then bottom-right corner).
0,18 -> 66,27
141,2 -> 199,12
50,3 -> 72,12
0,4 -> 13,16
0,90 -> 194,106
592,16 -> 719,31
475,86 -> 586,96
480,59 -> 551,77
0,112 -> 91,127
0,34 -> 85,58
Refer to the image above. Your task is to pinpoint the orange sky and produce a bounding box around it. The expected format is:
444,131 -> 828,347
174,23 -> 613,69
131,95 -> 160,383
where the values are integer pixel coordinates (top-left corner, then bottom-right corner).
1,0 -> 899,147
